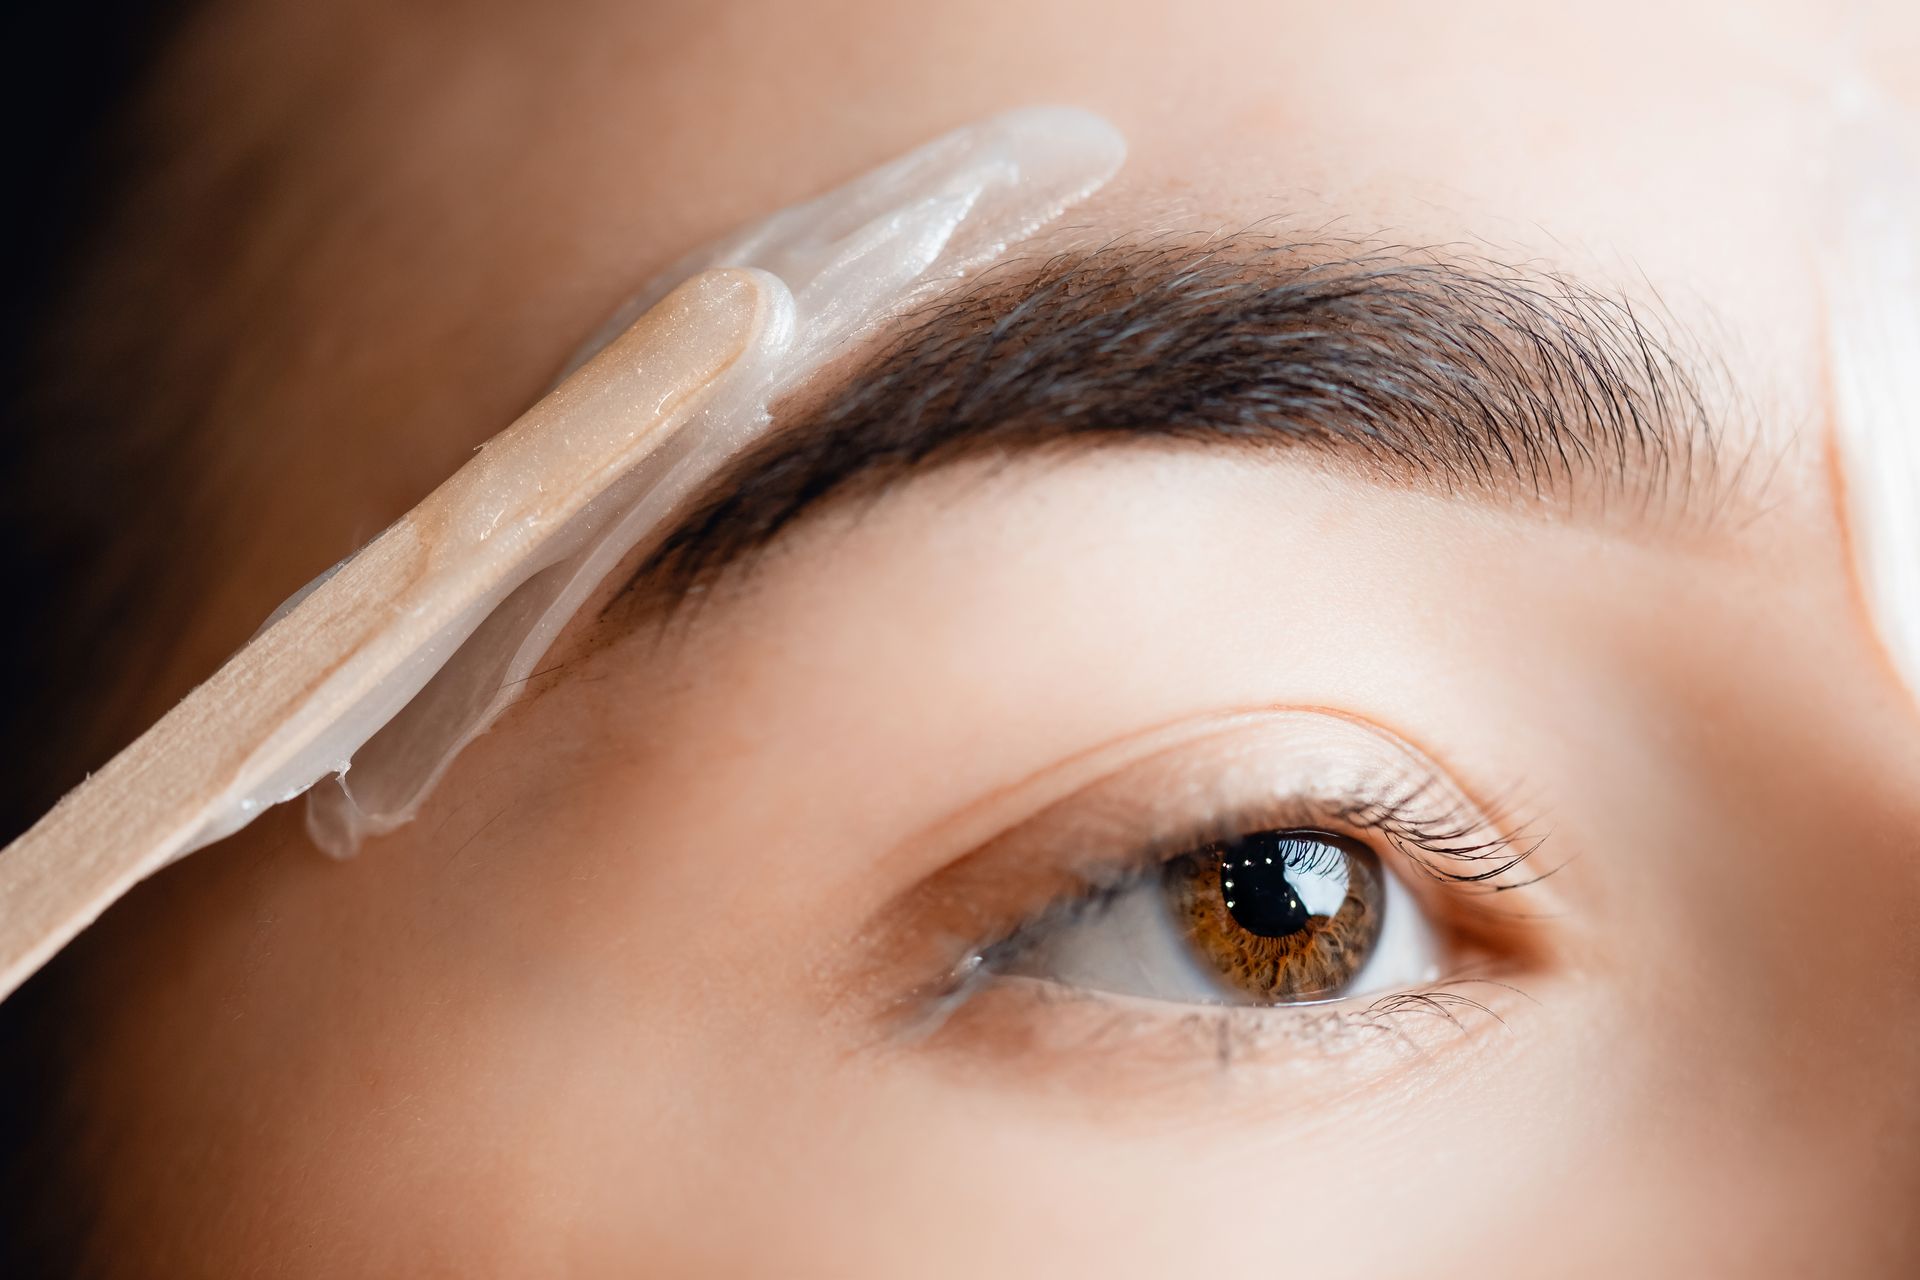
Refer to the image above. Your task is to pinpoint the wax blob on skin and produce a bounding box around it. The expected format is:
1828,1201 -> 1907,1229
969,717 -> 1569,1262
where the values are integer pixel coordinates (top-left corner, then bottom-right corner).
303,107 -> 1126,856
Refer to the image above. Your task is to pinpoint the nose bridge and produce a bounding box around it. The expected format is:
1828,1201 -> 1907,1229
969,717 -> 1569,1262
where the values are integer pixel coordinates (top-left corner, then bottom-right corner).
1848,757 -> 1920,1241
1865,734 -> 1920,1034
1761,661 -> 1920,1147
1618,519 -> 1920,1105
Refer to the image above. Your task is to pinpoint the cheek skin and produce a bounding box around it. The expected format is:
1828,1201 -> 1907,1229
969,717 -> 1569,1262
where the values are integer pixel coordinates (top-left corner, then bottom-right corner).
70,451 -> 1920,1275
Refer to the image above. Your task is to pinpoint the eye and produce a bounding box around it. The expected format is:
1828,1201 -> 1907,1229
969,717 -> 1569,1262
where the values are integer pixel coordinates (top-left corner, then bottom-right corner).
984,826 -> 1441,1007
856,709 -> 1545,1050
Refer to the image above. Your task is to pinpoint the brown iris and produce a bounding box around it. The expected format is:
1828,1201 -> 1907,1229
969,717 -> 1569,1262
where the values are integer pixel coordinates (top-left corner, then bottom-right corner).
1165,830 -> 1384,1002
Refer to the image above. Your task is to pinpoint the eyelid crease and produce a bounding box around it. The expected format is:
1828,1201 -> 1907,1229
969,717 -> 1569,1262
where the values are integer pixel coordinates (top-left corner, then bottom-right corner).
870,702 -> 1541,894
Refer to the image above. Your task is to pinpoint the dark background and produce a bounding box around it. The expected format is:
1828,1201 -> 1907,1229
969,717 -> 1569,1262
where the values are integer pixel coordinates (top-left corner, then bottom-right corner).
2,13 -> 196,1268
2,3 -> 182,400
1,3 -> 185,838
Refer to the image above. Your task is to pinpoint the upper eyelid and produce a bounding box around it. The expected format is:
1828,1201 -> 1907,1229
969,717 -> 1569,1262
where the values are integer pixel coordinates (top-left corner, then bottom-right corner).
840,706 -> 1558,1017
891,703 -> 1548,898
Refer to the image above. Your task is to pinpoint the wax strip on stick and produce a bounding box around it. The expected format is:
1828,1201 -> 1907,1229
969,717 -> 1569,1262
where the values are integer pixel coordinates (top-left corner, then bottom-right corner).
0,268 -> 783,1001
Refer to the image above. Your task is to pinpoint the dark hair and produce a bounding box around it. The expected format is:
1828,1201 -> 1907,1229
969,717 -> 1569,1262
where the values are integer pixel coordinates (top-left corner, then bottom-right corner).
632,233 -> 1741,616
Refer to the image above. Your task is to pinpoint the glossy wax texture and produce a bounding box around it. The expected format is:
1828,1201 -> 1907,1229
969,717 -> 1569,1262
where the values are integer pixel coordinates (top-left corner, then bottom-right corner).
305,106 -> 1127,856
0,269 -> 771,1002
1827,98 -> 1920,711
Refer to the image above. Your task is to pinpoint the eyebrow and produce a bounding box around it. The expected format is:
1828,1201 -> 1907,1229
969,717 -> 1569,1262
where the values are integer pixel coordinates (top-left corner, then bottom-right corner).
624,233 -> 1744,607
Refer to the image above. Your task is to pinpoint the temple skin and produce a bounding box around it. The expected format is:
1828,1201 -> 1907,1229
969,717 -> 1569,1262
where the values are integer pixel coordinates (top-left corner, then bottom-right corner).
7,1 -> 1920,1276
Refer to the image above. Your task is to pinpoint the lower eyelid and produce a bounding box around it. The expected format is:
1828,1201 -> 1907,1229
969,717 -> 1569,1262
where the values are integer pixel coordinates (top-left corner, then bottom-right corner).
894,972 -> 1529,1105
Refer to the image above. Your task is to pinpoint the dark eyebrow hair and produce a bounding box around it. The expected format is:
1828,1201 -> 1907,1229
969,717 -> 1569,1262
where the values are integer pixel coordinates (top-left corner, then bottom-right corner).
623,232 -> 1745,609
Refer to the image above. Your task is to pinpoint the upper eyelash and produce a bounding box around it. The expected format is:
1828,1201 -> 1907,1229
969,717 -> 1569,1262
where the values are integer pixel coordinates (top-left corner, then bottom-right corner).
1307,774 -> 1552,891
1084,776 -> 1544,895
969,775 -> 1549,981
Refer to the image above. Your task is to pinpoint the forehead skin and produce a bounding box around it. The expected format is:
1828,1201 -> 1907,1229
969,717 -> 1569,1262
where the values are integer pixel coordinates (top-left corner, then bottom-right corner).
32,0 -> 1920,1275
99,0 -> 1905,715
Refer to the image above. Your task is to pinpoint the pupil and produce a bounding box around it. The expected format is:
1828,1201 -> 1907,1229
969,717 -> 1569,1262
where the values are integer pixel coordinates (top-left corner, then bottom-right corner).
1216,832 -> 1344,938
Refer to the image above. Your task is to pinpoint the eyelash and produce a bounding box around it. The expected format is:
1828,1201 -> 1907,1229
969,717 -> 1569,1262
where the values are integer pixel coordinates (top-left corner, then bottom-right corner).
1299,776 -> 1553,899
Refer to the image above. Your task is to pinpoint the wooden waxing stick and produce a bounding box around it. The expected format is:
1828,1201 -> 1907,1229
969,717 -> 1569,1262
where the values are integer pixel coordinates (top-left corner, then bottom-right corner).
0,268 -> 773,1001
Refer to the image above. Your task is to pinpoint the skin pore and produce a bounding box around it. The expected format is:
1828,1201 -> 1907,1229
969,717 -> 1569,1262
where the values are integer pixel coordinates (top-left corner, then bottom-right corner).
9,0 -> 1920,1274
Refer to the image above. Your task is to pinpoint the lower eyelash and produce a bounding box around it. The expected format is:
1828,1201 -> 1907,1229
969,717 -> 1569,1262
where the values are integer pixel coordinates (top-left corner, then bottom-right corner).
1196,981 -> 1517,1070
